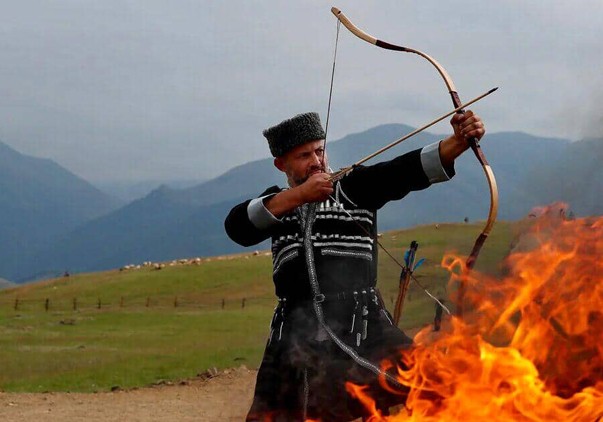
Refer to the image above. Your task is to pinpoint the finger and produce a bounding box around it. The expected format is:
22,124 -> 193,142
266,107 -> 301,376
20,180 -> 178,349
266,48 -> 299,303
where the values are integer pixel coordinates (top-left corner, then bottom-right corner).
461,125 -> 486,140
460,117 -> 483,133
454,109 -> 474,121
450,113 -> 465,126
461,120 -> 483,132
451,112 -> 477,130
462,129 -> 484,140
460,115 -> 480,127
461,126 -> 486,138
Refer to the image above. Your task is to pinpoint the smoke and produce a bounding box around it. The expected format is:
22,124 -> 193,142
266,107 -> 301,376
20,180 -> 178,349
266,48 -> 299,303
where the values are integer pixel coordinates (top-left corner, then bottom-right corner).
579,88 -> 603,140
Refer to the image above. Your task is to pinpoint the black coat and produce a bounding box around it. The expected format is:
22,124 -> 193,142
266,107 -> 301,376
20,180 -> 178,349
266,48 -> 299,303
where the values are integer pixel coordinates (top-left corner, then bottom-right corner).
224,148 -> 452,421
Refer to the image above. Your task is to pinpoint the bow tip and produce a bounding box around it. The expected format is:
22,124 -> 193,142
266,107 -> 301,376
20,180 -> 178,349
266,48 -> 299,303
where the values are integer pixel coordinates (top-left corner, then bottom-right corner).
331,7 -> 341,15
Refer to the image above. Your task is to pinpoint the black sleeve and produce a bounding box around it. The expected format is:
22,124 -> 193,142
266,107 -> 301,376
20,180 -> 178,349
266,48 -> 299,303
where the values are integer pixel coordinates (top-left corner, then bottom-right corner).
339,149 -> 431,210
224,185 -> 281,247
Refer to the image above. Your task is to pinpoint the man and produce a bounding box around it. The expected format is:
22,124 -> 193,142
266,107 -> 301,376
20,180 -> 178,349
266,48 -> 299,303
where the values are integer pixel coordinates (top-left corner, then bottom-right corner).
225,111 -> 485,421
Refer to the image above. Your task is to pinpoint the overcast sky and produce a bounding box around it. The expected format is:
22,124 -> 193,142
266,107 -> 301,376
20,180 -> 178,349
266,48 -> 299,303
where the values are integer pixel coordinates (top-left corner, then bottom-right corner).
0,0 -> 602,183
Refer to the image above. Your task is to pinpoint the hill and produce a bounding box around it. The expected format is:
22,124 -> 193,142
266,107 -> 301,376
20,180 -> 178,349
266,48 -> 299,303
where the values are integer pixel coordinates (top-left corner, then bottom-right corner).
0,141 -> 123,280
9,127 -> 570,281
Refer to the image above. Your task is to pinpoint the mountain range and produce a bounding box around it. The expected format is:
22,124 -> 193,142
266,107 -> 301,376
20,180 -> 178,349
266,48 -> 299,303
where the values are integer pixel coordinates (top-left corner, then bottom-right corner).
0,141 -> 122,280
1,127 -> 601,282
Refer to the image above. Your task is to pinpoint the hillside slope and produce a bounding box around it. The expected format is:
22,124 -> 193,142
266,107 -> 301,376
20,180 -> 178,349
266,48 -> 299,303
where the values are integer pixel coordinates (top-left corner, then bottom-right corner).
0,141 -> 122,280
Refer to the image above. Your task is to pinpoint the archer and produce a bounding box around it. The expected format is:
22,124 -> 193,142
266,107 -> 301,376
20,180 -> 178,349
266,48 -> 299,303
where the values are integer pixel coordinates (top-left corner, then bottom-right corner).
224,109 -> 485,421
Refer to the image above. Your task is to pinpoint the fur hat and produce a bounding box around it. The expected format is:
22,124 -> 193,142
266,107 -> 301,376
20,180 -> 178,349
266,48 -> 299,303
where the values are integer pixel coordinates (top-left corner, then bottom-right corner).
263,112 -> 326,157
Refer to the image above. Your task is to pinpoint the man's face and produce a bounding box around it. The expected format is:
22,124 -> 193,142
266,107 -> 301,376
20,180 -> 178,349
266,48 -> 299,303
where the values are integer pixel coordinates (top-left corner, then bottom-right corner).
274,139 -> 328,187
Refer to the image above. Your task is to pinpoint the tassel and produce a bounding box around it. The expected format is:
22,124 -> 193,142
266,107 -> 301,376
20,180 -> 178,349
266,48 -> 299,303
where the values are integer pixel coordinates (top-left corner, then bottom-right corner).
276,299 -> 286,341
350,292 -> 359,333
362,305 -> 369,340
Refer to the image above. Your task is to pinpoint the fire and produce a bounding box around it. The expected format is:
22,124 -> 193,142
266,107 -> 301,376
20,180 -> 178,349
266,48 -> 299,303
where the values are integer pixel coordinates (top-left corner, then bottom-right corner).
350,206 -> 603,421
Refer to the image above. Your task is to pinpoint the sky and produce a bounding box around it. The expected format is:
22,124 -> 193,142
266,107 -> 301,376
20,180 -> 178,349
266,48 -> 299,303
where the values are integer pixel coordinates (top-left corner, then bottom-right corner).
0,0 -> 602,183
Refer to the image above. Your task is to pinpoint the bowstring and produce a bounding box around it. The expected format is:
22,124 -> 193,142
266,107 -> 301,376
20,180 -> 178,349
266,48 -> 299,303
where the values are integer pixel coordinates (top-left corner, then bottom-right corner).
323,19 -> 340,155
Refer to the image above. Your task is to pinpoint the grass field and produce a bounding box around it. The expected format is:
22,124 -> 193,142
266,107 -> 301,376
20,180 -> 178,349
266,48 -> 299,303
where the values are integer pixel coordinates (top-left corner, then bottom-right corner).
0,221 -> 516,392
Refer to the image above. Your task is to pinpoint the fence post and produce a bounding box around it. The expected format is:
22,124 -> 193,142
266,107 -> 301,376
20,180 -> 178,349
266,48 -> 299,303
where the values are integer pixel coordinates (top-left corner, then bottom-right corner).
45,298 -> 49,312
174,297 -> 178,308
221,299 -> 225,310
146,297 -> 150,307
14,298 -> 19,311
120,296 -> 124,308
73,298 -> 77,311
97,298 -> 101,309
241,298 -> 246,309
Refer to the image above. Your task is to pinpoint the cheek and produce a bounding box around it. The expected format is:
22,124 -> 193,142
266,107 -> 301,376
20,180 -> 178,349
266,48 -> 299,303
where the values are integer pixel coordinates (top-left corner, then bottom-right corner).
287,161 -> 305,177
297,160 -> 310,171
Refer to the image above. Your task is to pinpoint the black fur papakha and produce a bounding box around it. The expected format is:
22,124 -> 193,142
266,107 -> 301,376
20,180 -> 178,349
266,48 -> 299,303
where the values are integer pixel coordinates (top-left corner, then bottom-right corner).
263,112 -> 326,157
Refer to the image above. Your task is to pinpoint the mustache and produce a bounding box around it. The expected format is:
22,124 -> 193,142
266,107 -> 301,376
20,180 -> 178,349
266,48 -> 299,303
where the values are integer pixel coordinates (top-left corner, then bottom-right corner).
292,166 -> 326,186
307,165 -> 325,175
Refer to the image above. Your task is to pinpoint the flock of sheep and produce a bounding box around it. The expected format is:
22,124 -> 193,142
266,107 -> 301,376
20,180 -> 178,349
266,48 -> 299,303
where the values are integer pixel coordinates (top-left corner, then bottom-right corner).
118,251 -> 271,272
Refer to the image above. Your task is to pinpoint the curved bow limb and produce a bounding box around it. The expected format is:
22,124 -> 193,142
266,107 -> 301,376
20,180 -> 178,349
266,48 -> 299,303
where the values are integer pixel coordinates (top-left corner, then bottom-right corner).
331,7 -> 499,318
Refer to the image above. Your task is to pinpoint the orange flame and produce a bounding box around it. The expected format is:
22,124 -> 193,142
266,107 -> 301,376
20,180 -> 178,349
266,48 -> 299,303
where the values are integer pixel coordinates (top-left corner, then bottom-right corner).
356,208 -> 603,421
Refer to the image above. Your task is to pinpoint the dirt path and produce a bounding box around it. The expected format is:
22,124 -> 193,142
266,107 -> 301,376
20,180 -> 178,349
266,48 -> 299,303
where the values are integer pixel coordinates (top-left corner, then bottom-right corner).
0,367 -> 256,422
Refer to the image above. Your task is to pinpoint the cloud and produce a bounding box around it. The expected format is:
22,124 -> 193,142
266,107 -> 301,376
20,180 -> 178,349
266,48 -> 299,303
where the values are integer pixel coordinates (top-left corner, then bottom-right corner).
0,0 -> 602,182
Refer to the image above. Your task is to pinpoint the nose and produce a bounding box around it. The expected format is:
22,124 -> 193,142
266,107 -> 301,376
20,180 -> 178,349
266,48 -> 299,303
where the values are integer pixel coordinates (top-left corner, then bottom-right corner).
310,152 -> 322,166
312,152 -> 324,167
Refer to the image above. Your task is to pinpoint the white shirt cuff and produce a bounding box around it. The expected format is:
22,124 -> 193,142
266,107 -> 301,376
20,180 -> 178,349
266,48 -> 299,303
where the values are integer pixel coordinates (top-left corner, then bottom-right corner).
247,194 -> 281,230
420,141 -> 452,184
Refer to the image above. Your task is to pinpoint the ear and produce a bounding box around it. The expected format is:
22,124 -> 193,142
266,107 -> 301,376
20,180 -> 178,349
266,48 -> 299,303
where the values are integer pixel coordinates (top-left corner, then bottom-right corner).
274,157 -> 286,172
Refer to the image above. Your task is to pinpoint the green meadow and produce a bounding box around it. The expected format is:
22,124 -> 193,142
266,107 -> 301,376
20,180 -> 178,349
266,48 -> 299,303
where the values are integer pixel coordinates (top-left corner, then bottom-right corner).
0,221 -> 515,392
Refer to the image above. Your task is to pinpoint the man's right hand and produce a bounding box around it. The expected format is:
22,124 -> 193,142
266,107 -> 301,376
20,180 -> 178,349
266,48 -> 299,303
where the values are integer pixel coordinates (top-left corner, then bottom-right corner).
264,172 -> 334,218
297,172 -> 334,204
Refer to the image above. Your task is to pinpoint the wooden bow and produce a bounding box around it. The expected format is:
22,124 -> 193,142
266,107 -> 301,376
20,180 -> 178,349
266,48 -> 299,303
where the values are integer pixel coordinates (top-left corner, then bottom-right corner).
331,7 -> 499,317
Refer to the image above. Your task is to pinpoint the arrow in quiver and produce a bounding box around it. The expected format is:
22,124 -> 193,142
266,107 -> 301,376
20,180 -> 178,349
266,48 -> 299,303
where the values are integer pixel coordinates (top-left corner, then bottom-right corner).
393,241 -> 419,325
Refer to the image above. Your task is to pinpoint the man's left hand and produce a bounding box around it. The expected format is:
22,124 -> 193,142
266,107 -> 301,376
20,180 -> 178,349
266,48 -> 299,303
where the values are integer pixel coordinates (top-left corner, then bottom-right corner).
439,111 -> 486,167
450,110 -> 485,147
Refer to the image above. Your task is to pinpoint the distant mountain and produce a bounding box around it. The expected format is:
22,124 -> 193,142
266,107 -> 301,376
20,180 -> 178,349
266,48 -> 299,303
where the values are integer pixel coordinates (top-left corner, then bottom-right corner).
0,141 -> 123,279
96,178 -> 206,202
11,126 -> 576,281
16,189 -> 253,275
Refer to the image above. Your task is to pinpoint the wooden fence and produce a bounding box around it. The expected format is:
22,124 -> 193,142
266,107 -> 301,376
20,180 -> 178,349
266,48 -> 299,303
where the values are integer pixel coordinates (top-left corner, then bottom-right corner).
1,293 -> 411,313
1,296 -> 274,313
